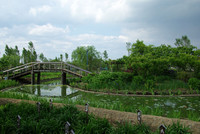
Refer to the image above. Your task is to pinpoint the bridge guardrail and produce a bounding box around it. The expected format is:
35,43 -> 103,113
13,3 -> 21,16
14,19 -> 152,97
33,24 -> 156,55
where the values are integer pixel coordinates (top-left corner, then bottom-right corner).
3,62 -> 91,79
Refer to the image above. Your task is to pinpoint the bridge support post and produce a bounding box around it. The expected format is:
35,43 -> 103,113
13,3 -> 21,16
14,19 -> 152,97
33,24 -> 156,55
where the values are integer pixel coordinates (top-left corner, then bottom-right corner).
31,71 -> 35,85
37,72 -> 40,84
61,72 -> 66,85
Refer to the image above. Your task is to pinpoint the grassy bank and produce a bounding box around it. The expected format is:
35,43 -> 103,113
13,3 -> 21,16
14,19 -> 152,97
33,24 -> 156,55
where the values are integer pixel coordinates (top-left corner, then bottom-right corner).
0,92 -> 199,122
0,80 -> 19,91
0,102 -> 191,134
68,71 -> 200,95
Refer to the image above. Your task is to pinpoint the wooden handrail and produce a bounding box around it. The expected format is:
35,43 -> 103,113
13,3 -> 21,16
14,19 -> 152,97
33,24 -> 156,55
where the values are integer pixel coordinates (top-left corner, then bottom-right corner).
3,62 -> 91,78
3,62 -> 39,73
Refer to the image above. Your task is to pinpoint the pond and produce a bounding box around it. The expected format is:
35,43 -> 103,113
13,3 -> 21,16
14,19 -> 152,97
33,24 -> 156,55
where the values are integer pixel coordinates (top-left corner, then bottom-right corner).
6,81 -> 200,121
7,82 -> 78,97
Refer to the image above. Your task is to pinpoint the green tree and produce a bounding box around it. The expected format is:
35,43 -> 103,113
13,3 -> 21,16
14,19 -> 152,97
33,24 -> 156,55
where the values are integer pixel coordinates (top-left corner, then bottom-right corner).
2,45 -> 20,68
126,42 -> 131,56
174,35 -> 192,48
21,41 -> 37,63
60,54 -> 63,61
65,53 -> 68,62
71,46 -> 102,71
103,50 -> 108,61
39,53 -> 48,62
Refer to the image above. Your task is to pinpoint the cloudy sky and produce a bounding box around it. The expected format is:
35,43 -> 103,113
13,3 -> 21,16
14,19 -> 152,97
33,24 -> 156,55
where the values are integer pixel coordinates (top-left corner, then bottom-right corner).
0,0 -> 200,60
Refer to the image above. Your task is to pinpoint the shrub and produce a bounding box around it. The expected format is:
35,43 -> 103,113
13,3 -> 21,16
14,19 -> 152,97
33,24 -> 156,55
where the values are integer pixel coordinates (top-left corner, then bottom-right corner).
177,71 -> 194,82
132,76 -> 144,86
155,75 -> 171,83
188,78 -> 200,90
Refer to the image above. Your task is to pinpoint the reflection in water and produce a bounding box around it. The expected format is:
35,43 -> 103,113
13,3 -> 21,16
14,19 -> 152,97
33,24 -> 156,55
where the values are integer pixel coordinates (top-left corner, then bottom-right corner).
37,85 -> 41,96
61,86 -> 67,97
9,83 -> 77,97
32,86 -> 36,94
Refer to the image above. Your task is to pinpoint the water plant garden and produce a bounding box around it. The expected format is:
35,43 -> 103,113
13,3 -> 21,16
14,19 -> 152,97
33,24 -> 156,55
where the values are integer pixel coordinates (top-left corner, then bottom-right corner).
0,38 -> 200,133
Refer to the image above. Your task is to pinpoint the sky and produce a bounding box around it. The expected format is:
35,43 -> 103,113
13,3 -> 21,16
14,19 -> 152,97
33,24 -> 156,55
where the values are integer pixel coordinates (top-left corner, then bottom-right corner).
0,0 -> 200,60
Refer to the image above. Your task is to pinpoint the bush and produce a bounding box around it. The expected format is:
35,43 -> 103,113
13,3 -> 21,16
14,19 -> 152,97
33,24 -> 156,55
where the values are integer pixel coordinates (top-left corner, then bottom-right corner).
177,71 -> 194,82
188,78 -> 200,90
155,75 -> 171,83
132,76 -> 144,86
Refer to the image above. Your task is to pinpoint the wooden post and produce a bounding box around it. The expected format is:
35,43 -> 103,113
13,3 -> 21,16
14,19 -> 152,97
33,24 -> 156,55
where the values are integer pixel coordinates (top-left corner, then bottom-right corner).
65,121 -> 70,134
137,110 -> 142,124
85,103 -> 89,123
49,99 -> 53,109
61,72 -> 66,85
37,72 -> 40,84
31,71 -> 35,85
36,102 -> 41,114
17,115 -> 21,128
159,124 -> 166,134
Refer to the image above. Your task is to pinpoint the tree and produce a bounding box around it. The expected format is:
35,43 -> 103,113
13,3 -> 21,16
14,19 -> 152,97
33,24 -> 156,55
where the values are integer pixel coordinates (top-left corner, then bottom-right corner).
174,35 -> 192,48
39,53 -> 48,62
126,42 -> 131,56
103,50 -> 108,61
21,41 -> 37,63
71,46 -> 102,71
65,53 -> 68,62
60,54 -> 63,61
3,45 -> 20,68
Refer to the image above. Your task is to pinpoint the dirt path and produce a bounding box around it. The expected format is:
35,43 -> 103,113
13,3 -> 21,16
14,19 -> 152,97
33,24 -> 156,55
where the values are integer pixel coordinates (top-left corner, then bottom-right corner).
0,98 -> 199,134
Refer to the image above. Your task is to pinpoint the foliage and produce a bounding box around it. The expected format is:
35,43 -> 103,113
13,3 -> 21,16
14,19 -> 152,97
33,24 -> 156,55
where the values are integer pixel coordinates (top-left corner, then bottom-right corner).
144,79 -> 155,90
165,122 -> 191,134
39,53 -> 48,62
0,80 -> 19,90
177,71 -> 194,82
0,45 -> 20,70
71,46 -> 103,71
132,75 -> 145,86
0,102 -> 192,134
113,123 -> 151,134
103,50 -> 108,61
0,102 -> 112,134
174,35 -> 193,48
188,78 -> 200,90
21,41 -> 37,64
80,71 -> 132,90
125,39 -> 200,78
65,53 -> 68,62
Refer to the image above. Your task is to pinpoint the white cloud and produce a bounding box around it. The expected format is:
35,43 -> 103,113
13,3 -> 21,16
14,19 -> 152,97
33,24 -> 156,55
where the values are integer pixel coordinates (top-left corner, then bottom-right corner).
28,24 -> 70,36
121,28 -> 159,43
57,0 -> 131,23
0,27 -> 9,37
29,5 -> 51,16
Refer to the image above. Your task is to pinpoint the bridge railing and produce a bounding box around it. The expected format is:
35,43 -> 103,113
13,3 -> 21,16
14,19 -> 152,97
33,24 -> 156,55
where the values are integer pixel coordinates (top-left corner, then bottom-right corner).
3,62 -> 91,79
3,62 -> 39,78
32,62 -> 91,76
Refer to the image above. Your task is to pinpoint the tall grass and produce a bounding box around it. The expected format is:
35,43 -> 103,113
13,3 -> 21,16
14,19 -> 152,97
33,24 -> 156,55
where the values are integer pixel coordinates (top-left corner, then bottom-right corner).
0,102 -> 191,134
0,80 -> 19,90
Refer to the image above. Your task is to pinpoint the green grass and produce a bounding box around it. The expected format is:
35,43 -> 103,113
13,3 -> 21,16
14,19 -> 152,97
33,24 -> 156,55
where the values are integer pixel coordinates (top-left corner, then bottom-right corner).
155,79 -> 189,90
0,102 -> 191,134
0,80 -> 20,90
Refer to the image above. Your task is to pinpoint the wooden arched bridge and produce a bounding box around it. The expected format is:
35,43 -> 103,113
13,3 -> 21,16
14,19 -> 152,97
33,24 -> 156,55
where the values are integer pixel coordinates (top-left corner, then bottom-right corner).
3,62 -> 91,85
